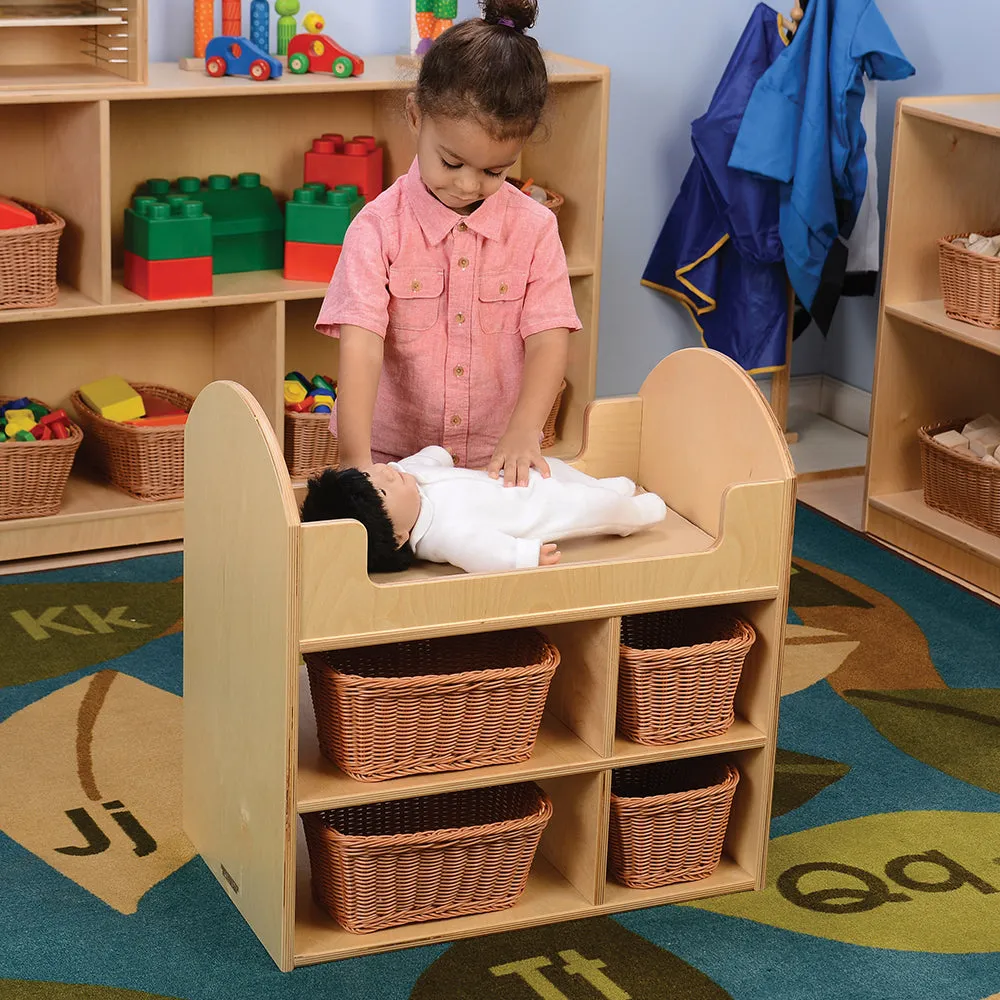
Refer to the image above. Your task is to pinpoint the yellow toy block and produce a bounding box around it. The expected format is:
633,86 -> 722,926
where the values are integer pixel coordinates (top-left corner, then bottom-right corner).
3,409 -> 35,426
79,376 -> 145,423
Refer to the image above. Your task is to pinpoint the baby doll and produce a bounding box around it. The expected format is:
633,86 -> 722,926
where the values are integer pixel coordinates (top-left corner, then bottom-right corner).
300,445 -> 667,575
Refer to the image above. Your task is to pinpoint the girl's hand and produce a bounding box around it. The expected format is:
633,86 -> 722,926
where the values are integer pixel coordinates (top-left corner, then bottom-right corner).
539,543 -> 561,566
488,427 -> 551,487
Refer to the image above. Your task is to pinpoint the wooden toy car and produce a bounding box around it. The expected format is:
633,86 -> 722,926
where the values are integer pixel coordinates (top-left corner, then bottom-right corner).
286,32 -> 365,78
205,36 -> 283,82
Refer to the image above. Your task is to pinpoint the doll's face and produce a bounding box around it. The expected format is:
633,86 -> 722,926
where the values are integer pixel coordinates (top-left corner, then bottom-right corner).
365,464 -> 421,547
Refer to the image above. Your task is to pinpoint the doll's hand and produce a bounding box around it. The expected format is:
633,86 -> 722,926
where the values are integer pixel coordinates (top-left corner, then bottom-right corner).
488,427 -> 550,487
539,543 -> 561,566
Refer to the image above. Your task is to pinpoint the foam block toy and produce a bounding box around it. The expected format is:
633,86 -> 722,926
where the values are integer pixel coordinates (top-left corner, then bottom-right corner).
0,196 -> 36,230
79,376 -> 145,422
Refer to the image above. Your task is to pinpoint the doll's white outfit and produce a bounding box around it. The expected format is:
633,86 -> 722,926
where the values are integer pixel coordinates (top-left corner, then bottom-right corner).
392,446 -> 667,574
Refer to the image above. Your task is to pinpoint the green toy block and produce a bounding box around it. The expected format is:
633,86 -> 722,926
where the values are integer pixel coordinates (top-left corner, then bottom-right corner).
285,184 -> 364,246
416,0 -> 434,12
124,197 -> 213,261
134,173 -> 284,274
434,0 -> 458,17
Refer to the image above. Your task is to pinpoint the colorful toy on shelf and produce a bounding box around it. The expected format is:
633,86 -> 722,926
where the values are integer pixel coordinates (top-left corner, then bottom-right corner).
194,0 -> 215,59
0,196 -> 37,230
284,372 -> 337,413
123,190 -> 214,301
284,182 -> 363,282
222,0 -> 242,36
79,376 -> 146,423
1,404 -> 76,442
205,36 -> 283,81
136,173 -> 284,276
125,391 -> 189,428
412,0 -> 458,56
303,134 -> 383,203
275,0 -> 300,55
286,11 -> 365,77
250,0 -> 270,52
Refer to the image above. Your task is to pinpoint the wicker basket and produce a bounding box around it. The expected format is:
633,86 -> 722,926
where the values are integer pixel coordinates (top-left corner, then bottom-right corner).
0,398 -> 82,520
938,232 -> 1000,328
304,629 -> 559,782
0,199 -> 65,311
618,609 -> 755,746
609,760 -> 740,888
507,177 -> 565,216
541,379 -> 567,450
284,410 -> 339,478
70,382 -> 192,502
919,418 -> 1000,536
303,781 -> 552,933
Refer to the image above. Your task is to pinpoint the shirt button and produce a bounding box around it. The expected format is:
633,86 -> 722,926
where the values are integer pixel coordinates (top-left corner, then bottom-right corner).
457,222 -> 468,232
411,279 -> 421,292
451,414 -> 462,426
456,313 -> 465,324
458,257 -> 470,269
454,365 -> 464,377
499,282 -> 509,294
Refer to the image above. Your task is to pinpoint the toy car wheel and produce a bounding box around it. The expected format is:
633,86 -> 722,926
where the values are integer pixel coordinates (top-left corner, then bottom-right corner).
206,55 -> 227,77
249,58 -> 272,81
288,52 -> 310,74
331,56 -> 353,78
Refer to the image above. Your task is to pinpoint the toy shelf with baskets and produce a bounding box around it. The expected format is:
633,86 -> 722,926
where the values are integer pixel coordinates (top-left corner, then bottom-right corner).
183,347 -> 796,970
865,96 -> 1000,597
0,54 -> 607,561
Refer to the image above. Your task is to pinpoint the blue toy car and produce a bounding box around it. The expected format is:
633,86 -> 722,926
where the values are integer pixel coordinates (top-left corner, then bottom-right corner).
205,36 -> 283,82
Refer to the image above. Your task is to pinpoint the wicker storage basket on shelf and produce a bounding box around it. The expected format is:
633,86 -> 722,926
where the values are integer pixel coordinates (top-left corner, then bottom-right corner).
0,199 -> 65,311
284,409 -> 339,478
0,398 -> 82,520
919,418 -> 1000,536
938,232 -> 1000,328
541,379 -> 567,450
507,177 -> 565,215
303,781 -> 552,933
70,383 -> 193,502
609,760 -> 740,889
304,629 -> 559,782
617,609 -> 755,746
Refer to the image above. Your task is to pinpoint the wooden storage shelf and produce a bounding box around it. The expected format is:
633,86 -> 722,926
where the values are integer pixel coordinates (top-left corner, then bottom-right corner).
0,1 -> 146,91
183,347 -> 795,970
865,95 -> 1000,596
0,55 -> 606,562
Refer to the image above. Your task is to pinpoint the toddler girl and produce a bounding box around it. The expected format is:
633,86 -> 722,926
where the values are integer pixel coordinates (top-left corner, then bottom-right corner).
315,0 -> 580,487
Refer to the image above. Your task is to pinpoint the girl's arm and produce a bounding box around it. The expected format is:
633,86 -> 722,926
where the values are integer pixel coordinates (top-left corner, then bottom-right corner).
336,325 -> 384,470
488,327 -> 569,487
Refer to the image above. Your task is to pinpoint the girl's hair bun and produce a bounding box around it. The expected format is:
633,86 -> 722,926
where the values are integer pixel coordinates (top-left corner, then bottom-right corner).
480,0 -> 539,32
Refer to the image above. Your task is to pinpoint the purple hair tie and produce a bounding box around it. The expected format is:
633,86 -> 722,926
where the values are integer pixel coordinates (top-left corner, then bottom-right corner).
497,16 -> 518,28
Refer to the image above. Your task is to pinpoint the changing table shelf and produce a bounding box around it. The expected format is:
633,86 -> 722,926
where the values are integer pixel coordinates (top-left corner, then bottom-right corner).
183,347 -> 795,971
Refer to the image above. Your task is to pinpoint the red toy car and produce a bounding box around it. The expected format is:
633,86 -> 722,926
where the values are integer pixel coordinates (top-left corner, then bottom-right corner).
286,33 -> 364,78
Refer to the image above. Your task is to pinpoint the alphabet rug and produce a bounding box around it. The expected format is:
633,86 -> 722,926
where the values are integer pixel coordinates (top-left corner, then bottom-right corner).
1,505 -> 998,999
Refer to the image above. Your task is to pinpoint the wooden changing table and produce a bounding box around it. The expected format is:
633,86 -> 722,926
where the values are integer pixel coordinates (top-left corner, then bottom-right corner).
183,346 -> 796,971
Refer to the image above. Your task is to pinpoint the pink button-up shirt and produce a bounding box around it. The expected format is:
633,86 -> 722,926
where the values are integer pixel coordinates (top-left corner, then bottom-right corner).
315,157 -> 582,469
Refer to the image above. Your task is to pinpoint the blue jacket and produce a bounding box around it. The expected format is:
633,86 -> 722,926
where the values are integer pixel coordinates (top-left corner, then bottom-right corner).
729,0 -> 913,332
642,4 -> 790,373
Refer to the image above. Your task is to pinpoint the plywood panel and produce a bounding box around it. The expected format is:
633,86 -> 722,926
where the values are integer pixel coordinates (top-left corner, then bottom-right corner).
215,301 -> 285,428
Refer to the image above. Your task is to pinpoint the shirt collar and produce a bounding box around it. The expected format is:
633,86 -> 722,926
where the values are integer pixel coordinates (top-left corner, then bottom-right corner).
403,156 -> 509,245
408,485 -> 434,551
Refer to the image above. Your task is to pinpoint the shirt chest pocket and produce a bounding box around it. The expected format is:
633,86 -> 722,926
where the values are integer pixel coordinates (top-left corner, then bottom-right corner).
387,267 -> 445,337
477,271 -> 528,335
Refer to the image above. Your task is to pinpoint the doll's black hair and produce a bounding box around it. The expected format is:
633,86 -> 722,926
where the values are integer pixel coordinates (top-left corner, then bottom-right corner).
300,467 -> 415,574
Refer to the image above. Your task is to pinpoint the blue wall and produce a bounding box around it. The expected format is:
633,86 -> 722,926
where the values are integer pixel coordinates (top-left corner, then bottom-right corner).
148,0 -> 992,395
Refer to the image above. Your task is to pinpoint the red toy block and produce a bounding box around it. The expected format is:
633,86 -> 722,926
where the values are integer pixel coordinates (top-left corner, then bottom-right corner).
124,251 -> 213,301
304,134 -> 384,203
283,240 -> 342,283
0,196 -> 37,230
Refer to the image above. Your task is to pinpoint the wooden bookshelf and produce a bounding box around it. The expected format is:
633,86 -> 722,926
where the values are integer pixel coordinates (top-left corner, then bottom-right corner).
865,96 -> 1000,597
0,53 -> 608,561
